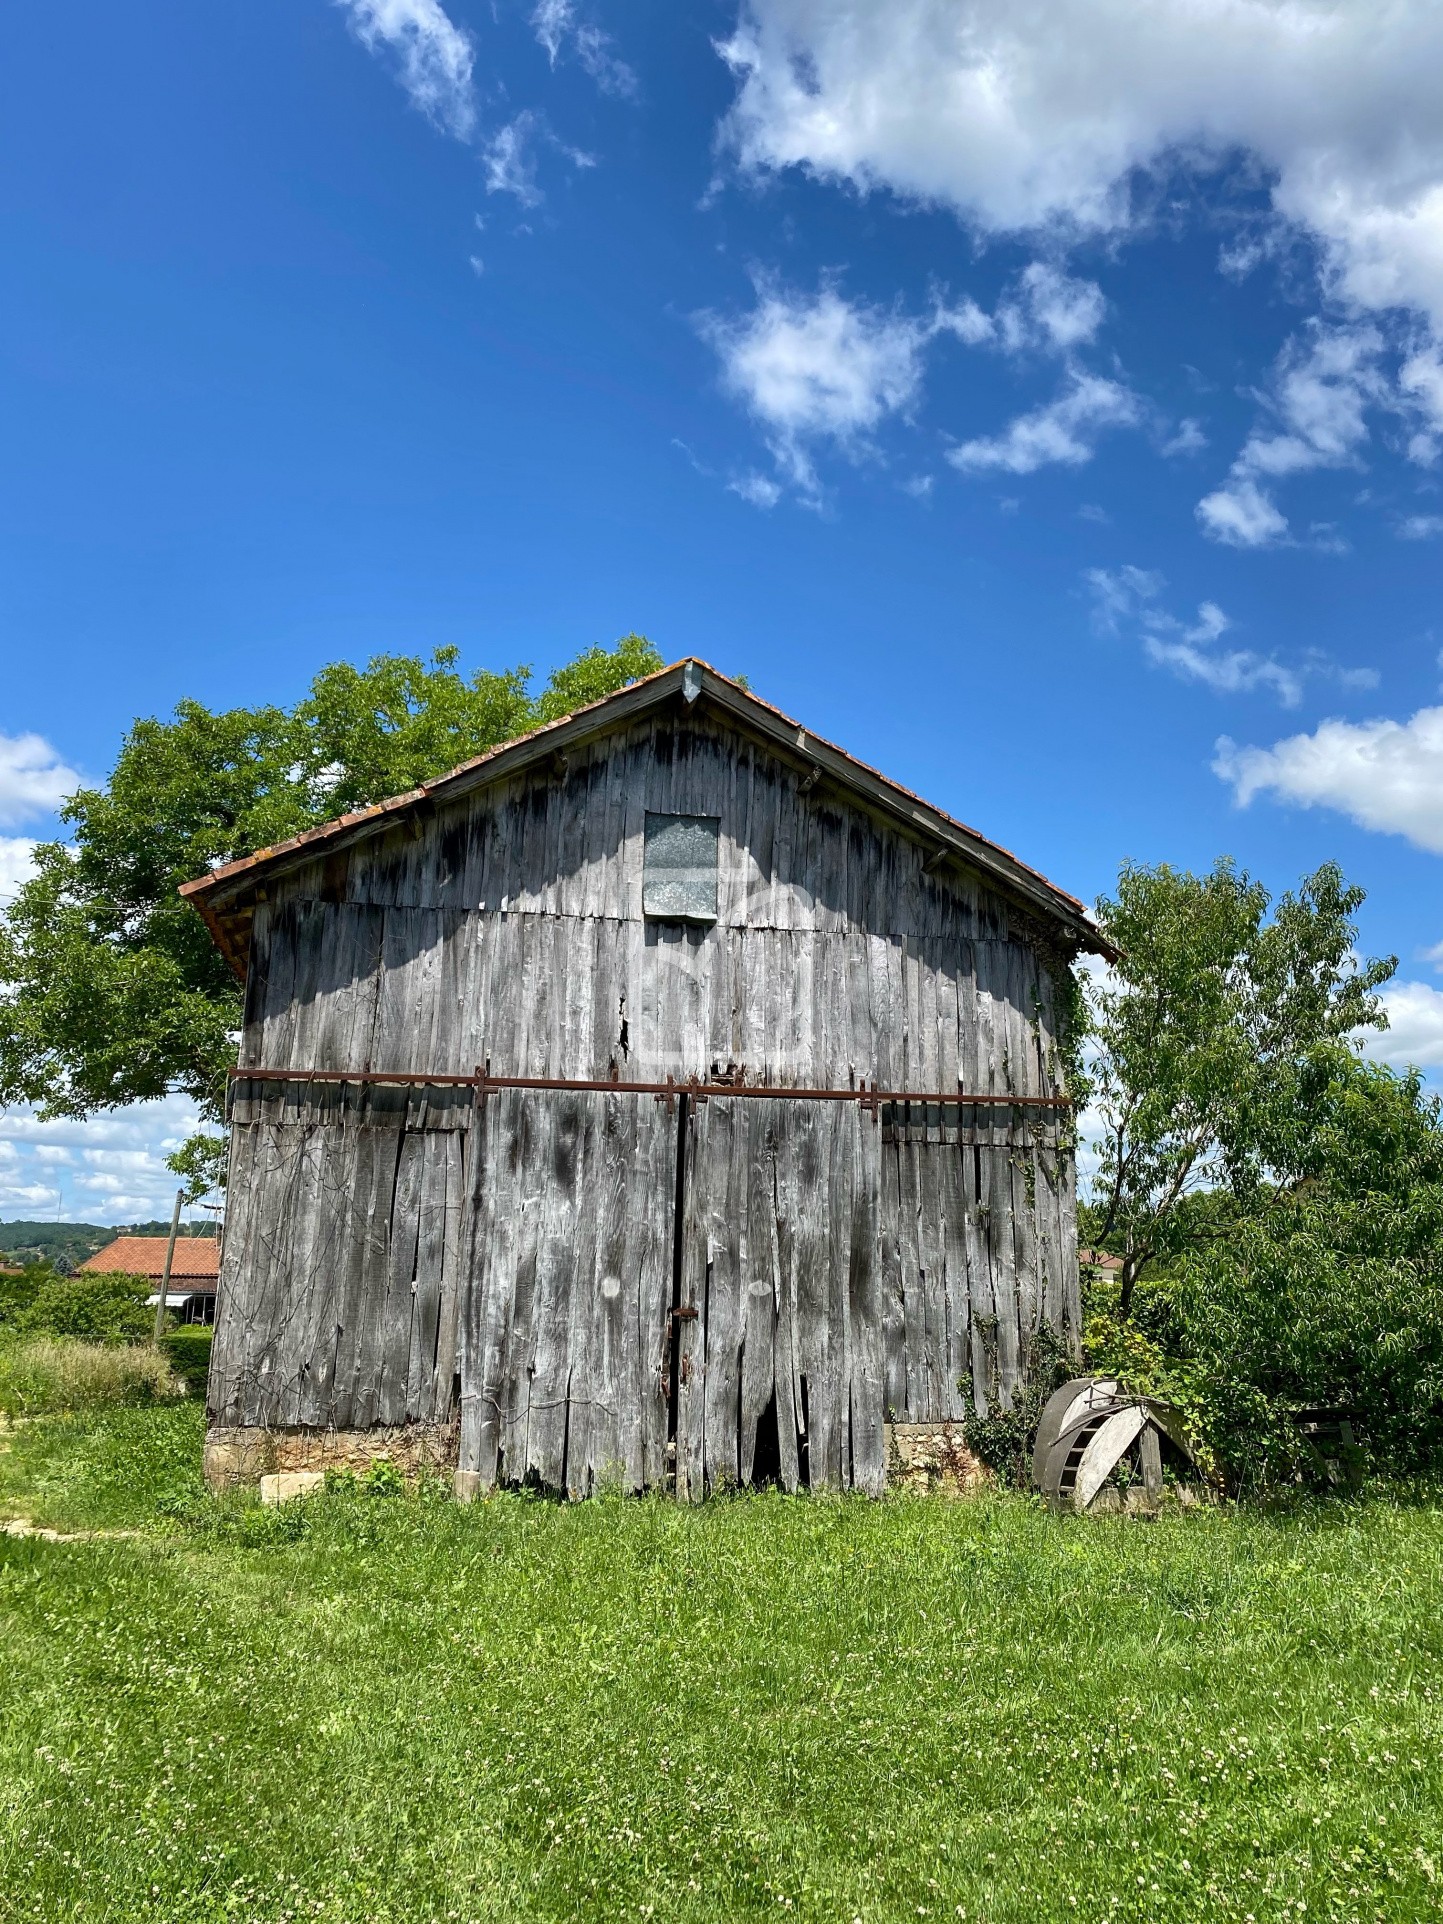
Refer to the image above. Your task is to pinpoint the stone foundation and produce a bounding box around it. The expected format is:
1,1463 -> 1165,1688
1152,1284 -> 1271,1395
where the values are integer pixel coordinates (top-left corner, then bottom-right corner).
884,1421 -> 990,1496
203,1421 -> 459,1489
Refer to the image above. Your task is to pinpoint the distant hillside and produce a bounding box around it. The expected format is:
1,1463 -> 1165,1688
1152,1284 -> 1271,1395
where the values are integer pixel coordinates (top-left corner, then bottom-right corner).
0,1220 -> 216,1273
0,1222 -> 116,1271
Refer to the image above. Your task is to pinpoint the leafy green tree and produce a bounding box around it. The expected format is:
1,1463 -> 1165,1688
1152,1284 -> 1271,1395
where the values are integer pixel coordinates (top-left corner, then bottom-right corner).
1086,1050 -> 1443,1483
0,635 -> 662,1185
1084,859 -> 1394,1312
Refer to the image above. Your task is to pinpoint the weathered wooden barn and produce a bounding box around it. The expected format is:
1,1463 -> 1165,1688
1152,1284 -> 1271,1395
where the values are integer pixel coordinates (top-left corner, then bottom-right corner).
184,661 -> 1107,1498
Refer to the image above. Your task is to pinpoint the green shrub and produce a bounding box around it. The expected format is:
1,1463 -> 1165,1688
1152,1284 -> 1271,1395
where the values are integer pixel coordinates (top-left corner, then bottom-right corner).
961,1323 -> 1071,1486
161,1326 -> 213,1398
0,1334 -> 184,1417
0,1262 -> 39,1326
11,1269 -> 153,1343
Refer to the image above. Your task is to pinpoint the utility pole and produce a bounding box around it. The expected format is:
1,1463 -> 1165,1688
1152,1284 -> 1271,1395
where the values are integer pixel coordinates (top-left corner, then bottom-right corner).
153,1188 -> 184,1344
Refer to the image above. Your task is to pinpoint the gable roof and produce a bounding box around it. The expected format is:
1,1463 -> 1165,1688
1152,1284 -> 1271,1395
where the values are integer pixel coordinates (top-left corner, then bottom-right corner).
181,658 -> 1111,975
78,1236 -> 220,1283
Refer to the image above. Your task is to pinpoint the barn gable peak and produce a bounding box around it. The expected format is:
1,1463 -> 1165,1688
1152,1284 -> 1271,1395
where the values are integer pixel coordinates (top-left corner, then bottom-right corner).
181,658 -> 1110,975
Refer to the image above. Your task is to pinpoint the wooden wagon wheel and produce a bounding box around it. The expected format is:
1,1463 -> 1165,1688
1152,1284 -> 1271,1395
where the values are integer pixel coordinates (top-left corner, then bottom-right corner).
1030,1377 -> 1121,1490
1033,1377 -> 1195,1513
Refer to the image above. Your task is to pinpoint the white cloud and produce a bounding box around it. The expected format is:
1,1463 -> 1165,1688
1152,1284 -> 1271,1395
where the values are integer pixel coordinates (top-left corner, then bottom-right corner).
1400,347 -> 1443,460
1004,263 -> 1106,353
1161,418 -> 1207,457
0,732 -> 80,828
938,263 -> 1107,356
531,0 -> 637,96
1215,704 -> 1443,853
1197,476 -> 1291,548
482,114 -> 545,206
1198,324 -> 1385,547
481,111 -> 593,206
1364,980 -> 1443,1071
0,836 -> 38,906
1399,513 -> 1443,540
728,471 -> 783,508
0,1094 -> 213,1225
719,1 -> 1443,336
335,0 -> 476,140
1087,565 -> 1305,704
948,369 -> 1139,474
699,283 -> 931,501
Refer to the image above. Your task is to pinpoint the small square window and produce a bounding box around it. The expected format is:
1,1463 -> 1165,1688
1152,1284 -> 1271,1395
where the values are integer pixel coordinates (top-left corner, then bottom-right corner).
643,812 -> 719,923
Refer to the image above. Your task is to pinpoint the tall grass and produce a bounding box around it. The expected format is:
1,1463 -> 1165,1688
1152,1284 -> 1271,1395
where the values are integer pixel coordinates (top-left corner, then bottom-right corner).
0,1334 -> 183,1417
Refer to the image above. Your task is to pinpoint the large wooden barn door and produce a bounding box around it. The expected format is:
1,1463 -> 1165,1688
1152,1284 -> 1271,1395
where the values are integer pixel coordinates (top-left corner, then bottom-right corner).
672,1096 -> 885,1500
456,1088 -> 677,1497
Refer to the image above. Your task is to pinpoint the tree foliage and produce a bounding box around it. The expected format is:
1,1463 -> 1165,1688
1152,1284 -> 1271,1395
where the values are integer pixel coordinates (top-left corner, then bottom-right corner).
1,1265 -> 155,1344
1085,858 -> 1394,1311
0,635 -> 662,1145
1081,857 -> 1443,1483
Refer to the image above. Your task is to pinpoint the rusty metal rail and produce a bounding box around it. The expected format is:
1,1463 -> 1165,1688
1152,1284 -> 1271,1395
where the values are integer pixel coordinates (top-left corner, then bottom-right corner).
227,1064 -> 1072,1109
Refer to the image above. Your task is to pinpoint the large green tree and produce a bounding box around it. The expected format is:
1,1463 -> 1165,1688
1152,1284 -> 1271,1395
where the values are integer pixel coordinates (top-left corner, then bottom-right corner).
1083,858 -> 1395,1312
0,635 -> 662,1172
1080,857 -> 1443,1481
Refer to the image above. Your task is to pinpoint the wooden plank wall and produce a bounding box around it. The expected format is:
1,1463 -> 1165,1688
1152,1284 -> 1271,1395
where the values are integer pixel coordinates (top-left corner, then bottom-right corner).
457,1088 -> 675,1497
208,1120 -> 465,1430
211,707 -> 1081,1481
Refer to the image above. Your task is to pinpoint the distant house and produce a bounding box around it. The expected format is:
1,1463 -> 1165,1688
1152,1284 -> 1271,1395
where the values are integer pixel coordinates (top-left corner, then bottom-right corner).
78,1236 -> 220,1325
1079,1249 -> 1124,1278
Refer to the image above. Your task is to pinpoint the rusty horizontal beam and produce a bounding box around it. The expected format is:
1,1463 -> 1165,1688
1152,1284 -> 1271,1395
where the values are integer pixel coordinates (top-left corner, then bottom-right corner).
227,1065 -> 1072,1108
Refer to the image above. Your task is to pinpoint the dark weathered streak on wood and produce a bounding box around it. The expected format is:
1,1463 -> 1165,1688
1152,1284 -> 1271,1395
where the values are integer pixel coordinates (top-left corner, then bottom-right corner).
209,708 -> 1082,1491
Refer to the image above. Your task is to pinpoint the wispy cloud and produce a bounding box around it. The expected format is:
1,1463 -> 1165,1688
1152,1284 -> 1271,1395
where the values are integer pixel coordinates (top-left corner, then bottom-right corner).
1087,565 -> 1374,708
531,0 -> 637,96
0,1093 -> 214,1223
949,370 -> 1140,475
728,472 -> 782,509
335,0 -> 476,140
481,110 -> 594,206
1198,323 -> 1384,547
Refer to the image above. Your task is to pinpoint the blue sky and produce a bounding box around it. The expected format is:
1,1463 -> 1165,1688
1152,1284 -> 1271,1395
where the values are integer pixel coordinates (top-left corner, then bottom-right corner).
3,0 -> 1443,1219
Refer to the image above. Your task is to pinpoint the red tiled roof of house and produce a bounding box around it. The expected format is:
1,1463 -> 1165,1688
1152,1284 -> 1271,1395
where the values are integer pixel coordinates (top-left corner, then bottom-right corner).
77,1236 -> 220,1283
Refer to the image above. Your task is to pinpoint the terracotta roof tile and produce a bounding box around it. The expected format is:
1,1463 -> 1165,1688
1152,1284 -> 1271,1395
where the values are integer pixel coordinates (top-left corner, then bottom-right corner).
78,1237 -> 220,1282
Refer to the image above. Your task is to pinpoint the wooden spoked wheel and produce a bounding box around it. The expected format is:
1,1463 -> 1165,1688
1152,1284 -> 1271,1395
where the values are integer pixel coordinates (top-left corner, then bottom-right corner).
1031,1376 -> 1194,1513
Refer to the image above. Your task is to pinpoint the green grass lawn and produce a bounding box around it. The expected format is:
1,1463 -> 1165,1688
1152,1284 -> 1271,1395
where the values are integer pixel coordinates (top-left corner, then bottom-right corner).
1,1405 -> 1441,1924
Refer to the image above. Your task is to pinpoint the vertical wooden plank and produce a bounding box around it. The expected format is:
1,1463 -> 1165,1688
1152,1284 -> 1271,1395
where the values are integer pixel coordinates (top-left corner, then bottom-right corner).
373,1128 -> 423,1426
431,1128 -> 466,1420
674,1096 -> 704,1502
405,1133 -> 449,1420
878,1135 -> 907,1424
937,1136 -> 971,1421
523,1093 -> 583,1488
738,1100 -> 778,1484
698,1096 -> 744,1495
847,1102 -> 886,1494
